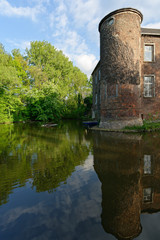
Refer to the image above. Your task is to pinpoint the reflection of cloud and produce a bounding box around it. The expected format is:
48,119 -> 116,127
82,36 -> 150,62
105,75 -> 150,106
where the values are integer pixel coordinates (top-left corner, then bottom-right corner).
0,157 -> 103,240
0,202 -> 45,230
81,154 -> 95,171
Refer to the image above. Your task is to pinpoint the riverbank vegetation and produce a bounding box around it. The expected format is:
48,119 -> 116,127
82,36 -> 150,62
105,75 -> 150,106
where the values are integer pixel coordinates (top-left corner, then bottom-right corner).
0,41 -> 92,123
124,120 -> 160,131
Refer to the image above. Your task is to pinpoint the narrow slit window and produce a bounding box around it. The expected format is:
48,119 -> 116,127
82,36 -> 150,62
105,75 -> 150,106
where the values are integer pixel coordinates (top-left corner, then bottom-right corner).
95,74 -> 97,84
98,69 -> 101,81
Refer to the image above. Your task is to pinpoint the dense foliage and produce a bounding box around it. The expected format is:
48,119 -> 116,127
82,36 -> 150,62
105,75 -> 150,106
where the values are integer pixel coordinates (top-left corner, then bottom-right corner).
0,41 -> 92,123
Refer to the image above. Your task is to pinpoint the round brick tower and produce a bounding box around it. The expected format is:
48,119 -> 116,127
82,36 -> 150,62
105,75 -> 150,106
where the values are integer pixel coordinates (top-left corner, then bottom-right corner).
99,8 -> 143,129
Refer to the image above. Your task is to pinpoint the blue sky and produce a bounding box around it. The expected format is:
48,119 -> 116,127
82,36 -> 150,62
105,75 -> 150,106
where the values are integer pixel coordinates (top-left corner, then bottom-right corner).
0,0 -> 160,77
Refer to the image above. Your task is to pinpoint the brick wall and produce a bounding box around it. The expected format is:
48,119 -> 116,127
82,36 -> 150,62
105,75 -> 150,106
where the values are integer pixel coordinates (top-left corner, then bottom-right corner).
141,35 -> 160,120
92,63 -> 100,120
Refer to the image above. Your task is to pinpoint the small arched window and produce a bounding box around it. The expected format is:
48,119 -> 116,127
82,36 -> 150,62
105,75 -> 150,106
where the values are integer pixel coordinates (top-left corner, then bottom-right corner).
108,18 -> 114,26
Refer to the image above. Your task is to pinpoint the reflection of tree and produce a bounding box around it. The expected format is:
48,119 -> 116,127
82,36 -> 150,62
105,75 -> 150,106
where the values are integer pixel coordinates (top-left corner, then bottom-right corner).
0,121 -> 90,205
32,144 -> 89,192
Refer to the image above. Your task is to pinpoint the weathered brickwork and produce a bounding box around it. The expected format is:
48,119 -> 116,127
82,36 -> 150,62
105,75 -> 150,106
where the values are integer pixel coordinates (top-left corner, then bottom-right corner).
141,35 -> 160,119
92,7 -> 160,129
92,62 -> 100,119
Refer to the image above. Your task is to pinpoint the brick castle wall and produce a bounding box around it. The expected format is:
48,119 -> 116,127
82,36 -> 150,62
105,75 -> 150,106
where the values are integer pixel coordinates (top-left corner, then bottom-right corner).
92,8 -> 160,128
141,35 -> 160,119
99,9 -> 143,128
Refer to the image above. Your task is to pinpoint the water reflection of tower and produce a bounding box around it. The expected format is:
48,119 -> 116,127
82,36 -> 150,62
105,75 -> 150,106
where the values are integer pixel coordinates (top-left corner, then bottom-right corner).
93,131 -> 143,240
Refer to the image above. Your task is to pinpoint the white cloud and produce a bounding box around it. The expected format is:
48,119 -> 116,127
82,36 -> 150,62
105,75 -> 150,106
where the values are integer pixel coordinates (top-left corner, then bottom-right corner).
0,0 -> 45,21
6,39 -> 31,51
52,28 -> 98,76
65,31 -> 88,53
30,0 -> 50,4
53,29 -> 97,76
49,0 -> 99,77
55,0 -> 67,14
143,22 -> 160,29
65,0 -> 102,44
55,13 -> 68,29
49,12 -> 54,28
74,54 -> 98,77
50,1 -> 68,32
67,0 -> 101,26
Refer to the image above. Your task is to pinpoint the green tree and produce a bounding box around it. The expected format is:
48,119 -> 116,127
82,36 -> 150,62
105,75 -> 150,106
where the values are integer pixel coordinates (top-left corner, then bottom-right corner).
0,45 -> 24,123
25,41 -> 91,120
12,48 -> 29,86
24,83 -> 63,122
0,41 -> 92,123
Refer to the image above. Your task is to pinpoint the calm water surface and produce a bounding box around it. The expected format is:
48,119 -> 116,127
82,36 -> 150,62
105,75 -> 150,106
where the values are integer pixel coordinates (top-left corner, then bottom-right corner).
0,121 -> 160,240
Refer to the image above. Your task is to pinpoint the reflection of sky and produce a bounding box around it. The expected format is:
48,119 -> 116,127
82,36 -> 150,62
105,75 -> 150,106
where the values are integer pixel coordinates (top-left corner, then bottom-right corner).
1,153 -> 160,239
0,155 -> 115,240
135,213 -> 160,240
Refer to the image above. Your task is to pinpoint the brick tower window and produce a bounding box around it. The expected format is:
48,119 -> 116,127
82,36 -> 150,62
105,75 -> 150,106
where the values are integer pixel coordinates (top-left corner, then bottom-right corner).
144,76 -> 155,97
144,44 -> 154,62
98,69 -> 101,81
95,74 -> 97,84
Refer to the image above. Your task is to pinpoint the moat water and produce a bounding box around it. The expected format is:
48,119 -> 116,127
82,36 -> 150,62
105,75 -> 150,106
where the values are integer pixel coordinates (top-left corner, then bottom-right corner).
0,120 -> 160,240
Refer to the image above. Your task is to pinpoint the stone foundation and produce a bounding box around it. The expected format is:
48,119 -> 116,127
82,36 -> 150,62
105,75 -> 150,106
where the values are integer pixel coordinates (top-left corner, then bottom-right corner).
99,118 -> 143,130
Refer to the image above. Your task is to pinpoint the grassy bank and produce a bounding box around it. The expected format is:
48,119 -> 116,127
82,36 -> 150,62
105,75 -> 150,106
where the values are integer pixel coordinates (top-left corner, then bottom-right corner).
124,120 -> 160,132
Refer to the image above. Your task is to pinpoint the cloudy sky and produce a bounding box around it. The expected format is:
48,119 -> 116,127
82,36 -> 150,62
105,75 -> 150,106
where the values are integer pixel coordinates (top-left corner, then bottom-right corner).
0,0 -> 160,77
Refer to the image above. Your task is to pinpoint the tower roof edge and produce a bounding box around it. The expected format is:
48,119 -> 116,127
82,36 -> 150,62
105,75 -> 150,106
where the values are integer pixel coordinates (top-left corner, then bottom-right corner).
99,8 -> 143,32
